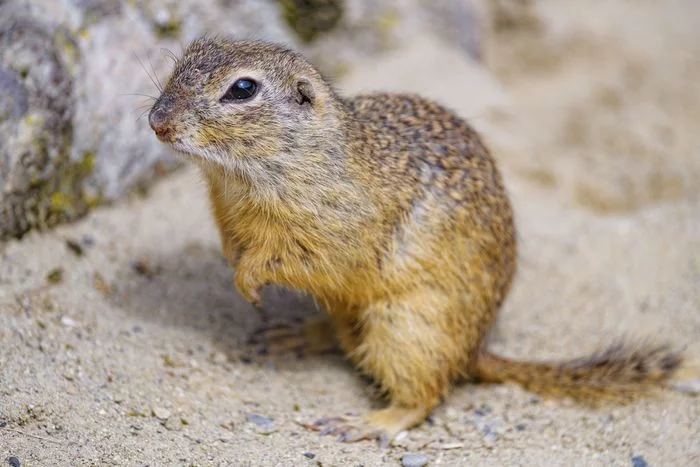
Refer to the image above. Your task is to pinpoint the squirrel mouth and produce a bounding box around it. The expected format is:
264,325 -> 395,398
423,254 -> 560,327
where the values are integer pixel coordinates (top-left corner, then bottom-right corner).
169,139 -> 199,158
170,139 -> 189,153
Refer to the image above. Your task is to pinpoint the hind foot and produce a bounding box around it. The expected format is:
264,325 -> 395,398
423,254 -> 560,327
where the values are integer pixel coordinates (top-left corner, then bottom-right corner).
309,405 -> 432,447
248,315 -> 339,357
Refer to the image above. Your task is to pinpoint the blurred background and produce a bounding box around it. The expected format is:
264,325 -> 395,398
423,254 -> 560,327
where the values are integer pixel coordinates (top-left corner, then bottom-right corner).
1,1 -> 699,465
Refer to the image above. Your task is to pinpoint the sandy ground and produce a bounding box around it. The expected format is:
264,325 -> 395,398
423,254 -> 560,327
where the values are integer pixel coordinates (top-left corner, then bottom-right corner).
2,1 -> 700,465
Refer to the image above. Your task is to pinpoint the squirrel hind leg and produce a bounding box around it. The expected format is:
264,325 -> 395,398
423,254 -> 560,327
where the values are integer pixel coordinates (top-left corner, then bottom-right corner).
248,314 -> 339,357
318,291 -> 470,444
316,405 -> 433,447
247,313 -> 361,358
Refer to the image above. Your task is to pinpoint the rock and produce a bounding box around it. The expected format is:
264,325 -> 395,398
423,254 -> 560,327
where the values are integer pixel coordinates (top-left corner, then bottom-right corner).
293,0 -> 486,79
420,0 -> 484,60
65,238 -> 84,256
0,0 -> 293,240
279,0 -> 344,43
152,406 -> 171,420
0,7 -> 76,239
474,416 -> 505,446
46,267 -> 64,284
482,428 -> 499,445
163,416 -> 183,431
246,412 -> 276,434
631,455 -> 649,467
401,453 -> 429,467
60,316 -> 79,328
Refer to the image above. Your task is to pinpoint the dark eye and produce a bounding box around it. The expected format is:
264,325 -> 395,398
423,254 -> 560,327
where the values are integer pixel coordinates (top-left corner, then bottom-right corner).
221,78 -> 258,102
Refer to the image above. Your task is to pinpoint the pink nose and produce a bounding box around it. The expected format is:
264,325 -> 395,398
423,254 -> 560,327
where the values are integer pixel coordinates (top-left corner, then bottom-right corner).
149,102 -> 174,142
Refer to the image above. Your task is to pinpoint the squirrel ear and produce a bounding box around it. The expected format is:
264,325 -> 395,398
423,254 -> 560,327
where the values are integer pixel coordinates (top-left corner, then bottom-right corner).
295,78 -> 315,106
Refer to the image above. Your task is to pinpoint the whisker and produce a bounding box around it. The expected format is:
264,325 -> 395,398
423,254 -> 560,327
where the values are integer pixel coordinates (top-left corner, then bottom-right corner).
119,92 -> 158,100
133,51 -> 161,93
161,47 -> 178,63
147,55 -> 164,92
136,107 -> 152,123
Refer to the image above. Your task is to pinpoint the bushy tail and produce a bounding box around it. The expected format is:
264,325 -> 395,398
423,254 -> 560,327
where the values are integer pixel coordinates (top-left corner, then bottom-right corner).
474,341 -> 684,403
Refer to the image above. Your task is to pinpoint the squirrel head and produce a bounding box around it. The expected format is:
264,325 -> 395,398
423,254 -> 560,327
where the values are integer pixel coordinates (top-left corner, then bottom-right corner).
148,37 -> 343,173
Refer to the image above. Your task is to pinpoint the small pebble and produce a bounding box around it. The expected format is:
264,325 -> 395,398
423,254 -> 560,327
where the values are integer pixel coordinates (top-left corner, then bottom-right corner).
164,417 -> 182,431
92,272 -> 114,296
440,443 -> 463,450
482,428 -> 499,446
8,457 -> 21,467
401,453 -> 429,467
61,316 -> 79,328
473,404 -> 492,416
599,414 -> 614,424
303,452 -> 315,459
46,267 -> 64,284
246,413 -> 276,433
631,455 -> 648,467
210,351 -> 228,364
152,407 -> 171,420
81,235 -> 95,247
516,423 -> 527,431
65,239 -> 84,257
131,259 -> 157,278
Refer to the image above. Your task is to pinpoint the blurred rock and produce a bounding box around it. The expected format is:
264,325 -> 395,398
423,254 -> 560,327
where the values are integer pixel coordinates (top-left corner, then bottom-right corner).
0,0 -> 293,240
283,0 -> 487,80
279,0 -> 344,43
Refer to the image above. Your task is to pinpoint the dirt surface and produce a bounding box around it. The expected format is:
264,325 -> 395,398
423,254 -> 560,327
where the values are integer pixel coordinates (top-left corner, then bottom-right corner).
2,1 -> 699,465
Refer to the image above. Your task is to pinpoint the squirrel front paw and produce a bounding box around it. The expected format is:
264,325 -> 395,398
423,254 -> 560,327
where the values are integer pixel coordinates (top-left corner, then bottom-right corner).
234,268 -> 264,307
234,251 -> 272,307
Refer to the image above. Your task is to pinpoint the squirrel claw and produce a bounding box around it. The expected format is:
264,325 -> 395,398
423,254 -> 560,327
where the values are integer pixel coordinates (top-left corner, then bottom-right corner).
233,270 -> 263,306
310,415 -> 390,447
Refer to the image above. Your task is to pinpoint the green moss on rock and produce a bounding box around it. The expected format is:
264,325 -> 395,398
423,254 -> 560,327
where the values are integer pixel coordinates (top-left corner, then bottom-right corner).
20,148 -> 102,238
279,0 -> 343,43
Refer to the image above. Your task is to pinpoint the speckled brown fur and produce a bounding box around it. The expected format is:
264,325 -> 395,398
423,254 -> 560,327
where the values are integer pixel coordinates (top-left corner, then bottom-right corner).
148,37 -> 684,444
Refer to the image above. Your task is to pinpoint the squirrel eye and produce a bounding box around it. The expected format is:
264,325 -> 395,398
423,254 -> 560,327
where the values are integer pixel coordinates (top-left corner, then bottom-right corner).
221,78 -> 258,102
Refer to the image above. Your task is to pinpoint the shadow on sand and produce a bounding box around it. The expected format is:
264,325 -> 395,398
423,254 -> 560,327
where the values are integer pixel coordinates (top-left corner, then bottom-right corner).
112,241 -> 350,367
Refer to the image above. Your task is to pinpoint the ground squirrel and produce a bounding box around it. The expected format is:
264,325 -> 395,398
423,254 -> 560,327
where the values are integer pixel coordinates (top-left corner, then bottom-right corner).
148,37 -> 686,445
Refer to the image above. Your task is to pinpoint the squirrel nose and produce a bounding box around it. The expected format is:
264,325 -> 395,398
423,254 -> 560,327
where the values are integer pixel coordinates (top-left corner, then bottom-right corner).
149,103 -> 174,141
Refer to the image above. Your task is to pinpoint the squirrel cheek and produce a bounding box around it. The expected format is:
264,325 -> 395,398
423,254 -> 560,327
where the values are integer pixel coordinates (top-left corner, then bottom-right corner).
194,128 -> 219,148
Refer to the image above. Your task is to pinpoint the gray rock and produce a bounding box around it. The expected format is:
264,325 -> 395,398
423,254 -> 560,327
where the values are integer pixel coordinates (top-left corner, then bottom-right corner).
401,453 -> 429,467
421,0 -> 484,61
0,0 -> 294,240
246,412 -> 276,433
